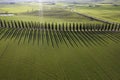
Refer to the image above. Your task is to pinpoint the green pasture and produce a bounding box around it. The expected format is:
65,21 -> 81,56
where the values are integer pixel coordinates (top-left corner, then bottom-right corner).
1,2 -> 120,23
0,3 -> 99,23
57,2 -> 120,23
0,35 -> 120,80
0,2 -> 40,13
74,4 -> 120,23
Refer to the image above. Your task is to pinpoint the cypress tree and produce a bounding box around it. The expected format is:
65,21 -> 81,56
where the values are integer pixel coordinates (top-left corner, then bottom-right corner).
104,24 -> 108,31
28,22 -> 32,29
62,23 -> 64,31
66,23 -> 68,31
25,22 -> 28,29
45,22 -> 47,30
0,19 -> 2,27
76,23 -> 78,31
55,23 -> 57,31
7,21 -> 11,28
118,24 -> 120,31
59,24 -> 61,31
48,23 -> 50,30
101,24 -> 104,31
114,23 -> 118,31
3,20 -> 7,28
83,23 -> 85,31
73,23 -> 75,31
79,23 -> 82,31
51,23 -> 54,31
69,23 -> 72,31
107,24 -> 111,31
18,21 -> 22,29
21,21 -> 25,29
86,23 -> 89,31
111,23 -> 114,31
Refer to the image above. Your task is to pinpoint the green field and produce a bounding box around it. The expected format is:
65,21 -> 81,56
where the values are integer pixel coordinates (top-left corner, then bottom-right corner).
0,1 -> 120,80
74,4 -> 120,23
0,2 -> 101,23
0,2 -> 39,13
56,2 -> 120,23
0,35 -> 120,80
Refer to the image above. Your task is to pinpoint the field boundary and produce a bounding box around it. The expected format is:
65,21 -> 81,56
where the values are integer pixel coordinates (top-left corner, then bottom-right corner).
74,11 -> 117,24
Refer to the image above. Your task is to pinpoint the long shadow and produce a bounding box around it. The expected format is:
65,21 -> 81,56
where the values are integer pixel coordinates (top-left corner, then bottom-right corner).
85,31 -> 106,46
41,23 -> 45,45
100,31 -> 120,43
48,24 -> 54,48
18,29 -> 25,44
71,30 -> 83,47
55,24 -> 63,45
90,31 -> 108,45
37,28 -> 41,46
51,23 -> 59,47
0,28 -> 13,40
0,20 -> 120,47
13,29 -> 23,42
28,29 -> 33,44
45,25 -> 50,46
58,24 -> 69,47
67,30 -> 78,47
5,28 -> 16,40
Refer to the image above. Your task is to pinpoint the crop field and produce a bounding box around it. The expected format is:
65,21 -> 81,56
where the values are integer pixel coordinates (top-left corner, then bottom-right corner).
0,2 -> 101,23
0,2 -> 39,13
74,4 -> 120,23
57,3 -> 120,23
0,1 -> 120,80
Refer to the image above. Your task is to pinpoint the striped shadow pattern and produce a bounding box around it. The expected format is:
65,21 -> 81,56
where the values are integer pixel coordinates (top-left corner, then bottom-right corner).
0,19 -> 120,47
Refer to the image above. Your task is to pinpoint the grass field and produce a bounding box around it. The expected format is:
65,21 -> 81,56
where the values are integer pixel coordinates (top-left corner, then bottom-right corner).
0,36 -> 120,80
0,2 -> 39,13
0,1 -> 120,80
0,2 -> 101,23
74,4 -> 120,23
56,2 -> 120,23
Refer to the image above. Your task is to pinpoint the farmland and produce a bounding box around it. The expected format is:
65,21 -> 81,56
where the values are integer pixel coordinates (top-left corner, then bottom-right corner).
0,2 -> 101,23
0,1 -> 120,80
74,4 -> 120,23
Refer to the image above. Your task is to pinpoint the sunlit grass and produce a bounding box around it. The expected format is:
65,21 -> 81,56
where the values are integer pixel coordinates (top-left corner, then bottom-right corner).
74,5 -> 120,23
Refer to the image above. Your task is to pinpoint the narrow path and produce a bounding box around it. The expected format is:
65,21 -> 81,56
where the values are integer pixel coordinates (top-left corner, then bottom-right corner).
73,11 -> 116,24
